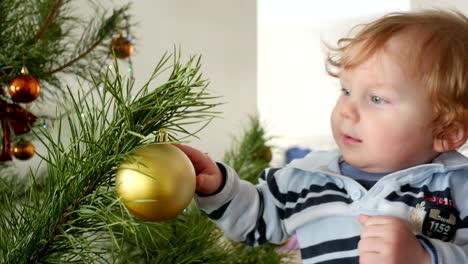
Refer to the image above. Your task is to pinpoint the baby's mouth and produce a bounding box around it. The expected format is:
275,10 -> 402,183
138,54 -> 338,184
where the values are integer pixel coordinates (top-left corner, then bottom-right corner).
343,134 -> 362,144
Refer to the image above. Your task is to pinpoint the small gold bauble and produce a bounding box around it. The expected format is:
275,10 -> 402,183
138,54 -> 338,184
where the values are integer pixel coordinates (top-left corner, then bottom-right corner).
111,33 -> 134,59
12,140 -> 35,160
8,69 -> 41,103
116,144 -> 196,221
263,146 -> 272,162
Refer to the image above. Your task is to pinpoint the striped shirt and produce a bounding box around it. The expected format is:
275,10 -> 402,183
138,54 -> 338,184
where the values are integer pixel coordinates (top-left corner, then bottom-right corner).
195,149 -> 468,264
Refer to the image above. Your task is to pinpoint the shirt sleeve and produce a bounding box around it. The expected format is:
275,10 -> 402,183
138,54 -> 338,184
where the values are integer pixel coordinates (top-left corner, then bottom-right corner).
193,163 -> 290,246
417,232 -> 468,263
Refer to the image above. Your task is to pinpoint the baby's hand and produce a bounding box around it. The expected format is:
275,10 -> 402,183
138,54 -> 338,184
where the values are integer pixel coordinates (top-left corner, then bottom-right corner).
174,144 -> 224,195
358,214 -> 431,264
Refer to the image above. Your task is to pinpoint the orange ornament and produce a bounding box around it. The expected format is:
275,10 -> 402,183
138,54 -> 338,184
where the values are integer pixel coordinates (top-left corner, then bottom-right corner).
111,33 -> 134,59
8,67 -> 40,103
12,140 -> 35,160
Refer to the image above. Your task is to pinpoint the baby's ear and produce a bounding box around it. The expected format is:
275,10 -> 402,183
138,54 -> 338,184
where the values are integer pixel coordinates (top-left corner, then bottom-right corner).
433,124 -> 468,152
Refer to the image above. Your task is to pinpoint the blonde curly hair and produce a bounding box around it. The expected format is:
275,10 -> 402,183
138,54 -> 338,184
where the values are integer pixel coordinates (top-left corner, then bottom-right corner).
326,10 -> 468,138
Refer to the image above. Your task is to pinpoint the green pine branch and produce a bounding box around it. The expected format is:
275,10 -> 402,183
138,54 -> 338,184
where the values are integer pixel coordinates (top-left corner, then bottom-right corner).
0,51 -> 221,263
0,0 -> 129,101
223,115 -> 274,184
34,0 -> 64,41
222,115 -> 292,264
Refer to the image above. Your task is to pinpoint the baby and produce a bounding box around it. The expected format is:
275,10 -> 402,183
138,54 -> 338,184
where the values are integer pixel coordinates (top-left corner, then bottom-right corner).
177,10 -> 468,264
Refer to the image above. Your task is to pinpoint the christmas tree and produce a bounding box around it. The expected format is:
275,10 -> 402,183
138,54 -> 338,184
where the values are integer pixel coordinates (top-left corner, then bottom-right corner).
0,0 -> 130,162
0,51 -> 294,262
0,1 -> 294,263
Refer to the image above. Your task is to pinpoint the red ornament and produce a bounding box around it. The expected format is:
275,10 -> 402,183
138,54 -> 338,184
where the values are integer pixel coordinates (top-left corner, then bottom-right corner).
0,99 -> 37,161
8,67 -> 41,103
0,113 -> 12,161
6,103 -> 37,135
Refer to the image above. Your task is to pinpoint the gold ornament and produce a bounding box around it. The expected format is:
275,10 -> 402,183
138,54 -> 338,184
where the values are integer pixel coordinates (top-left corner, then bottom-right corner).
263,146 -> 272,162
12,140 -> 35,160
116,143 -> 196,221
8,67 -> 41,103
111,33 -> 134,59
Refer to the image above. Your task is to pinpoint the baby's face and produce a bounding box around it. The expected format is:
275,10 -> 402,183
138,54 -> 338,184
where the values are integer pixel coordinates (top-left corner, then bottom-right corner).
331,39 -> 439,173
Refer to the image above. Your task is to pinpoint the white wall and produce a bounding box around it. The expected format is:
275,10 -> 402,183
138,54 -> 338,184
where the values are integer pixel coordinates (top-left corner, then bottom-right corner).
411,0 -> 468,12
129,1 -> 257,160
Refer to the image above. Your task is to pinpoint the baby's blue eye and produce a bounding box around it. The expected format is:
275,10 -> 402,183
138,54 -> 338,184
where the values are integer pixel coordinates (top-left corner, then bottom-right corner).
371,96 -> 385,104
341,88 -> 351,96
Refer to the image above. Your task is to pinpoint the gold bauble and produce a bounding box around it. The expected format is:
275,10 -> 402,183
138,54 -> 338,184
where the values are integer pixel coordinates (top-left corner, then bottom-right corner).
12,140 -> 35,160
111,33 -> 134,59
263,146 -> 272,162
116,144 -> 196,221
